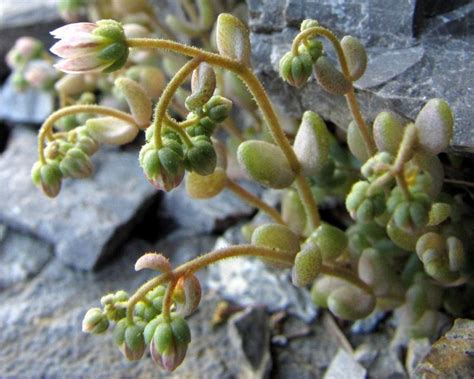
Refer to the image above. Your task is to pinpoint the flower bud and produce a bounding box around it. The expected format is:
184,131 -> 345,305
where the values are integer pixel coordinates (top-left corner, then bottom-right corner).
203,95 -> 233,123
308,224 -> 347,262
24,60 -> 58,90
185,63 -> 216,110
347,121 -> 371,162
86,117 -> 139,145
148,315 -> 191,372
293,111 -> 330,176
279,51 -> 313,88
361,152 -> 394,181
159,145 -> 185,176
387,187 -> 431,232
328,286 -> 375,320
251,223 -> 300,268
415,99 -> 453,155
113,319 -> 146,361
292,243 -> 322,287
82,308 -> 109,334
76,134 -> 100,156
139,143 -> 184,191
174,275 -> 202,317
345,181 -> 385,223
187,115 -> 216,137
55,74 -> 96,96
341,36 -> 367,81
372,111 -> 404,155
186,139 -> 217,176
50,20 -> 129,74
59,147 -> 93,179
114,77 -> 152,128
297,39 -> 324,63
314,56 -> 352,95
6,36 -> 44,69
216,14 -> 251,66
237,140 -> 295,189
185,168 -> 227,199
32,161 -> 63,198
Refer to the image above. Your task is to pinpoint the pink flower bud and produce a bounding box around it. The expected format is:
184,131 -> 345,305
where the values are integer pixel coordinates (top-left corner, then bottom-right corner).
50,20 -> 129,74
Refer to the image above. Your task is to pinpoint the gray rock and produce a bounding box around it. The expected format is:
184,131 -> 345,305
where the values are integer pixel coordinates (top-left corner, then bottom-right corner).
161,181 -> 256,233
228,307 -> 272,378
0,74 -> 54,124
324,348 -> 367,379
206,234 -> 317,322
249,0 -> 474,153
271,315 -> 341,378
0,127 -> 158,270
351,331 -> 407,379
0,237 -> 273,378
153,229 -> 218,270
0,226 -> 53,289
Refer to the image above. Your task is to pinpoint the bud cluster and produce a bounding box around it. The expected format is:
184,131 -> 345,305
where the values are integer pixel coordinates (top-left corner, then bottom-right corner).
83,268 -> 201,371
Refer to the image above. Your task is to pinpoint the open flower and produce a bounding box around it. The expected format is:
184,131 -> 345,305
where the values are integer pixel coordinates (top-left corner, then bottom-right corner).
50,20 -> 129,74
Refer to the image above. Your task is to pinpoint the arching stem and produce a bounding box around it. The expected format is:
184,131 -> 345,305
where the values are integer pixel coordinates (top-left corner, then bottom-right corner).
37,105 -> 137,164
291,27 -> 376,156
153,57 -> 202,148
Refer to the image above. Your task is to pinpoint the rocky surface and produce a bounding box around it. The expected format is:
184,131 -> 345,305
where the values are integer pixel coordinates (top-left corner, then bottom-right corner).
0,127 -> 158,270
161,182 -> 257,233
207,233 -> 317,322
0,237 -> 263,379
248,0 -> 474,153
0,74 -> 55,124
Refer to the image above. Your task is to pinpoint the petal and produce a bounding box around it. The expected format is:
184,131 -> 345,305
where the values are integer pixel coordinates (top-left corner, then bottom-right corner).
50,22 -> 96,39
54,54 -> 110,74
50,38 -> 99,59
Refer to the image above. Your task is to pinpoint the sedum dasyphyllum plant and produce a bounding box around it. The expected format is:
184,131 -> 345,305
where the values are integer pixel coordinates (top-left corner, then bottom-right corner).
9,0 -> 472,372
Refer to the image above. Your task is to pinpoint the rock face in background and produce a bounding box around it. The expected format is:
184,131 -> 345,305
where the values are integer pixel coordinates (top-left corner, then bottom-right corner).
248,0 -> 474,153
0,128 -> 158,270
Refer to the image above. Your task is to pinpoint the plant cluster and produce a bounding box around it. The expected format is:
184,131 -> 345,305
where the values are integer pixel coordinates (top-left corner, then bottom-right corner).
7,0 -> 473,372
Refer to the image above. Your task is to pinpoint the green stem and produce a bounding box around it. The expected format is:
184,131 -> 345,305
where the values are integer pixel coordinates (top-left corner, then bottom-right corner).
126,245 -> 373,322
225,179 -> 285,224
38,105 -> 137,164
153,57 -> 202,148
162,278 -> 178,322
164,118 -> 193,147
127,37 -> 321,229
292,27 -> 376,156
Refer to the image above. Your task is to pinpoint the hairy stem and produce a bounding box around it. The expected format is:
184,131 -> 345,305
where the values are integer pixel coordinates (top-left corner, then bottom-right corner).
128,37 -> 321,229
162,277 -> 178,322
226,179 -> 285,224
153,57 -> 202,148
292,27 -> 376,156
38,105 -> 137,164
126,245 -> 373,321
